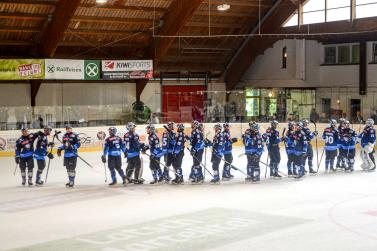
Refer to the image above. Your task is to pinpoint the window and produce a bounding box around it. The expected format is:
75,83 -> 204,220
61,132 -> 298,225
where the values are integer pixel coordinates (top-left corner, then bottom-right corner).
283,11 -> 298,27
327,0 -> 351,21
245,88 -> 260,117
356,0 -> 377,18
325,46 -> 336,64
338,45 -> 350,64
282,47 -> 287,68
352,44 -> 360,63
282,0 -> 377,27
324,44 -> 360,65
303,0 -> 325,24
373,43 -> 377,63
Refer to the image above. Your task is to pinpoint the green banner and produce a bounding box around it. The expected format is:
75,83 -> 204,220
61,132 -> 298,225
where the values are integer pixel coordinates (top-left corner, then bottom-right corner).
84,60 -> 100,80
0,59 -> 44,80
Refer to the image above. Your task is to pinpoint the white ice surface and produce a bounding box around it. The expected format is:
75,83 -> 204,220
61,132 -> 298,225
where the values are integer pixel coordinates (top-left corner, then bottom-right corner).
0,147 -> 377,251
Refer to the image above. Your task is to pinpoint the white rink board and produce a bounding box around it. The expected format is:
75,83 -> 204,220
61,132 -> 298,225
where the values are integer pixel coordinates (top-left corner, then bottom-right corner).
0,123 -> 337,155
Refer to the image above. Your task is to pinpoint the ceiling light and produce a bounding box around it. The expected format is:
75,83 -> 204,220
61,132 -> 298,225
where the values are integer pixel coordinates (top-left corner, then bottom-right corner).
96,0 -> 108,4
217,3 -> 230,12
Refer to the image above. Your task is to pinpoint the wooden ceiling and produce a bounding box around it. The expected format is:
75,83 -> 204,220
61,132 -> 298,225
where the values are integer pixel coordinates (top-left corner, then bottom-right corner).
0,0 -> 275,77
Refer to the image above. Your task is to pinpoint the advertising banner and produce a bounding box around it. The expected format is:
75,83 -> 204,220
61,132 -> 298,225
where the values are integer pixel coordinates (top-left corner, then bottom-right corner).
84,60 -> 101,80
101,60 -> 153,80
45,59 -> 100,80
0,59 -> 44,80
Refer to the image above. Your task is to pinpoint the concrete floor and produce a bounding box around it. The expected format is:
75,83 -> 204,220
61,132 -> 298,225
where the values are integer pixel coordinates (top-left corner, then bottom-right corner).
0,147 -> 376,251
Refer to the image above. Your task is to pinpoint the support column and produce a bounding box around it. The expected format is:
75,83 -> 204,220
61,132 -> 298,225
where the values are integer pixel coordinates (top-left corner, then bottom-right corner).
359,40 -> 367,95
30,80 -> 42,107
136,79 -> 149,102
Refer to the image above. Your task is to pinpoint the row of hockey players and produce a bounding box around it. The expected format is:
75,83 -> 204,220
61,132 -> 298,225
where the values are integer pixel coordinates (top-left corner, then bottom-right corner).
14,118 -> 375,187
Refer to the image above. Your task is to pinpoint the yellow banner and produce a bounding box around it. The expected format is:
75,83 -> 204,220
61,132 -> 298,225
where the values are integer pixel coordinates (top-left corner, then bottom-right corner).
0,59 -> 44,80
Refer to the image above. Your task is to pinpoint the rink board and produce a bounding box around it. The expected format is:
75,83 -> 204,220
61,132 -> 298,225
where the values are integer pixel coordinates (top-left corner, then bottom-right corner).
0,123 -> 366,157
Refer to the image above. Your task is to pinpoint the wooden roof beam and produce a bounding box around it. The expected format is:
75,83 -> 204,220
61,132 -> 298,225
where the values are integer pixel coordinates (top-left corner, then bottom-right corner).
0,0 -> 56,6
39,0 -> 81,57
79,3 -> 166,13
150,0 -> 205,60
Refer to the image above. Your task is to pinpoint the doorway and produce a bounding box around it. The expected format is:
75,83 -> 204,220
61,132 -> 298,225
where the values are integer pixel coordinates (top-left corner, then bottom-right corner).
350,99 -> 361,122
322,98 -> 331,119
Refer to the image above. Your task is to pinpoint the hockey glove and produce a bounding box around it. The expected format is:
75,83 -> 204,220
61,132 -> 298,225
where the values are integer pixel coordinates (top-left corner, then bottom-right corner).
57,148 -> 62,157
141,144 -> 149,153
47,152 -> 54,159
231,138 -> 238,143
101,155 -> 106,163
65,142 -> 73,150
15,156 -> 20,164
190,148 -> 196,156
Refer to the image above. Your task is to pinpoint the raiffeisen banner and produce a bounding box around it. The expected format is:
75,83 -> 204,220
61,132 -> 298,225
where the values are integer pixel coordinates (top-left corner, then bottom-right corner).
45,59 -> 100,80
101,60 -> 153,80
0,59 -> 44,80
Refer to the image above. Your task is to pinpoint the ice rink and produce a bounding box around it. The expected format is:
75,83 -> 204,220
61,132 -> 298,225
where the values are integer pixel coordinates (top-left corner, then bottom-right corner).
1,146 -> 377,251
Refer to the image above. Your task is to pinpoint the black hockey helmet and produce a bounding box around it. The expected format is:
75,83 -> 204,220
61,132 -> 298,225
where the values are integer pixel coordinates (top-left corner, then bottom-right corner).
108,127 -> 117,136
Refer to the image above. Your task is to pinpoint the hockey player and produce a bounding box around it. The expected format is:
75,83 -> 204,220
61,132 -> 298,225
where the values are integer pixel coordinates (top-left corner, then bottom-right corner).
302,119 -> 318,174
264,120 -> 282,179
336,118 -> 346,169
283,121 -> 296,177
33,126 -> 54,186
339,120 -> 357,172
292,122 -> 308,179
57,125 -> 81,188
146,124 -> 164,184
208,123 -> 224,183
124,122 -> 144,184
15,128 -> 40,186
243,122 -> 264,183
172,123 -> 186,184
322,119 -> 339,172
102,127 -> 126,186
189,120 -> 205,183
222,123 -> 237,180
359,118 -> 376,171
162,122 -> 176,182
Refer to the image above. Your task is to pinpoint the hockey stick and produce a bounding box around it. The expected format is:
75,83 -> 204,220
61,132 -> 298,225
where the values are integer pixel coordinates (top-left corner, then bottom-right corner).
259,159 -> 287,177
13,163 -> 18,176
264,152 -> 269,179
311,120 -> 320,172
45,130 -> 61,184
204,147 -> 207,179
317,148 -> 325,172
185,147 -> 214,178
358,119 -> 363,134
208,148 -> 247,176
97,131 -> 108,183
56,135 -> 94,168
142,151 -> 182,177
203,132 -> 211,180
